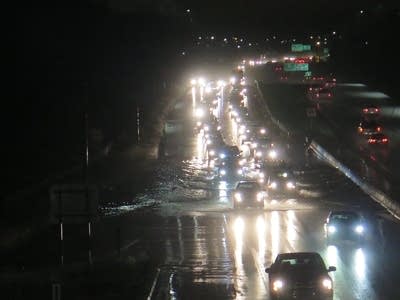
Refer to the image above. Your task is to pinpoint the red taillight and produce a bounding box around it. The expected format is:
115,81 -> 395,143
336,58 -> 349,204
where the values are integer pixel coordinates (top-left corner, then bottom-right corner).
316,94 -> 320,98
328,93 -> 332,97
377,127 -> 382,132
363,108 -> 368,113
369,139 -> 376,144
333,78 -> 336,82
382,138 -> 388,143
375,108 -> 379,113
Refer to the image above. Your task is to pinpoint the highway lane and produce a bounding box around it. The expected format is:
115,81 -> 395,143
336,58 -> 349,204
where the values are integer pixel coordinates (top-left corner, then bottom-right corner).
253,77 -> 400,203
147,81 -> 400,300
3,80 -> 400,300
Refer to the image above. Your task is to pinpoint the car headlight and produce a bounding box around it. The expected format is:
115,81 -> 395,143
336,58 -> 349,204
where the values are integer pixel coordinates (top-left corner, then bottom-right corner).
355,225 -> 364,234
220,169 -> 226,176
286,181 -> 295,189
328,225 -> 336,233
209,150 -> 215,156
273,279 -> 284,292
219,153 -> 226,159
269,182 -> 277,189
268,150 -> 277,159
259,172 -> 265,178
195,108 -> 205,118
234,193 -> 242,202
282,172 -> 288,178
237,169 -> 243,175
256,151 -> 262,158
322,278 -> 332,290
257,192 -> 264,201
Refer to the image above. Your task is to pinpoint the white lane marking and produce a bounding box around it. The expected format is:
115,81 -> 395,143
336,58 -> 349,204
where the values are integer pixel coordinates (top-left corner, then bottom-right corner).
250,247 -> 269,291
147,267 -> 161,300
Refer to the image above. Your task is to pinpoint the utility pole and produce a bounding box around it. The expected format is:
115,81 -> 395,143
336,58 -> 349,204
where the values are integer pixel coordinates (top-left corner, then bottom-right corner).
137,105 -> 140,144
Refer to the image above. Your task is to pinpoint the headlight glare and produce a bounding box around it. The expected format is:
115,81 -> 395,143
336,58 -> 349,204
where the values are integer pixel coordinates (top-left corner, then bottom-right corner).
328,225 -> 336,233
322,278 -> 332,290
234,193 -> 242,202
273,279 -> 284,292
355,225 -> 364,234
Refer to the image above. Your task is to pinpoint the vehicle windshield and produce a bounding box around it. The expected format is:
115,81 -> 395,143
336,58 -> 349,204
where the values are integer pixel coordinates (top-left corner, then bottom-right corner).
330,212 -> 359,222
277,255 -> 326,271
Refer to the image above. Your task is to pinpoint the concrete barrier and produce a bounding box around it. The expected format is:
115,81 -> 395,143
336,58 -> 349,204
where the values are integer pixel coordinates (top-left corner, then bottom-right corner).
310,141 -> 400,220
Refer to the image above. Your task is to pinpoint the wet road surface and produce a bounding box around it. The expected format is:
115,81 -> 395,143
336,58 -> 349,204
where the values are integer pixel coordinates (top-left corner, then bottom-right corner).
3,83 -> 400,300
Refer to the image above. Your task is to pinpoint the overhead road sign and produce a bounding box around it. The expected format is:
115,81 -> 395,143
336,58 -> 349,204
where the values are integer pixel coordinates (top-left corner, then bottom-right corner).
291,44 -> 311,52
284,63 -> 309,72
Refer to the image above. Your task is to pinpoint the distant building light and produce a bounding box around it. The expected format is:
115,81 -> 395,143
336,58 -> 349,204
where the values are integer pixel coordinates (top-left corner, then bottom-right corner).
198,36 -> 202,40
332,31 -> 336,35
211,36 -> 215,40
360,10 -> 364,14
237,45 -> 241,48
186,9 -> 191,13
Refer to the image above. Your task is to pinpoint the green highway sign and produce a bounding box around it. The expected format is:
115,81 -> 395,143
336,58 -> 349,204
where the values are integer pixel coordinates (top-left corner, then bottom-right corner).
291,44 -> 312,52
284,63 -> 309,72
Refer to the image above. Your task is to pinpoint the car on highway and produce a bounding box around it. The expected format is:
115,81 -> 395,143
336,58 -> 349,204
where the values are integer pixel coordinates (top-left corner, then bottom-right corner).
357,119 -> 383,135
324,77 -> 337,88
307,83 -> 324,93
325,210 -> 366,244
362,104 -> 380,116
367,133 -> 389,145
309,88 -> 333,100
232,180 -> 266,209
265,252 -> 336,300
267,167 -> 297,196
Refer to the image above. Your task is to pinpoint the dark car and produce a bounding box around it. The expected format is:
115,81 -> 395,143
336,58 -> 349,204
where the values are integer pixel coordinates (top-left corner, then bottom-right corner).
357,120 -> 383,135
266,252 -> 336,300
267,167 -> 297,196
232,181 -> 265,209
367,133 -> 389,145
362,104 -> 380,116
325,211 -> 366,244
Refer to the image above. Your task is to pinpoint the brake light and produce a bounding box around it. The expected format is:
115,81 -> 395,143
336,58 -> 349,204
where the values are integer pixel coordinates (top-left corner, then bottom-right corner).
328,93 -> 332,97
375,108 -> 379,113
382,138 -> 388,143
377,127 -> 382,132
363,108 -> 368,113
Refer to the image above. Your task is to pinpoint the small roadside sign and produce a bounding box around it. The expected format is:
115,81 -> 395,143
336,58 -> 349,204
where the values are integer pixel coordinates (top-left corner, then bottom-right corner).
50,184 -> 98,224
306,108 -> 317,118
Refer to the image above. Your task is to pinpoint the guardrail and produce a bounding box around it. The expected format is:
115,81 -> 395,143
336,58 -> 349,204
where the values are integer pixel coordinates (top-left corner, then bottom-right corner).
310,140 -> 400,220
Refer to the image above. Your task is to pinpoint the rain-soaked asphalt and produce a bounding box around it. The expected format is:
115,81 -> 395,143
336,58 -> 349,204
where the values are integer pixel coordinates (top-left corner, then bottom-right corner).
3,84 -> 400,300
